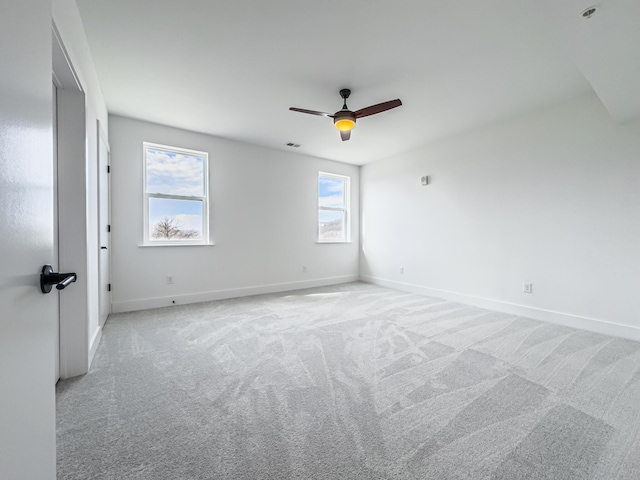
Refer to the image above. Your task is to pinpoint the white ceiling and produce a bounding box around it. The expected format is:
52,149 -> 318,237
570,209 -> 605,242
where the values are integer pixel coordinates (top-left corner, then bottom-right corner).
76,0 -> 640,165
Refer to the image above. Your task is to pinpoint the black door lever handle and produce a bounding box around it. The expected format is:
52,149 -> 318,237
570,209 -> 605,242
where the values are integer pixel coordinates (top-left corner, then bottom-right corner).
101,246 -> 107,250
40,265 -> 77,294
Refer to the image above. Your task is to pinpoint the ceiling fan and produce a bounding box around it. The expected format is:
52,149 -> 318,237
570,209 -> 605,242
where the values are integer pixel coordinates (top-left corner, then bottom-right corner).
289,89 -> 402,141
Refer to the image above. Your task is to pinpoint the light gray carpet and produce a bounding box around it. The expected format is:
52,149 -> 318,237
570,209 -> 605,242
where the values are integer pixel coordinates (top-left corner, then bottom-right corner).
56,282 -> 640,479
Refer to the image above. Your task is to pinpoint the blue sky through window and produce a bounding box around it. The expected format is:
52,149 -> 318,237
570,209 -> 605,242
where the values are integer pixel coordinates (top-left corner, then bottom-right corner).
318,175 -> 345,208
146,148 -> 204,197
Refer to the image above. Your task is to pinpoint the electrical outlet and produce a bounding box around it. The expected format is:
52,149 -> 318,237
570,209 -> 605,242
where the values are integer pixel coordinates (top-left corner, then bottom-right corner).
523,282 -> 532,293
166,276 -> 174,285
400,266 -> 404,274
302,266 -> 307,273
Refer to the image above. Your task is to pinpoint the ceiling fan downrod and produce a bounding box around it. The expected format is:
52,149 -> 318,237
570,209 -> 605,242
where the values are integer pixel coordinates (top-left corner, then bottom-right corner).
340,88 -> 351,110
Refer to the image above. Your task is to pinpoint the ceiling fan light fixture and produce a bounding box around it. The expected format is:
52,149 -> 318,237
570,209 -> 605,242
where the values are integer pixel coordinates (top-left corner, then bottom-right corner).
334,112 -> 356,131
334,118 -> 355,131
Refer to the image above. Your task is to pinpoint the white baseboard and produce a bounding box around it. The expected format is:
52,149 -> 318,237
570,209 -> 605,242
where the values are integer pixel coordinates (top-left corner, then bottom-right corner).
111,275 -> 360,313
88,326 -> 102,367
360,275 -> 640,342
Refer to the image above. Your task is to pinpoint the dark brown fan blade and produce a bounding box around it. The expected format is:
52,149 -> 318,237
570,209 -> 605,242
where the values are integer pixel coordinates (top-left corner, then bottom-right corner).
289,107 -> 333,118
340,130 -> 351,141
354,99 -> 402,119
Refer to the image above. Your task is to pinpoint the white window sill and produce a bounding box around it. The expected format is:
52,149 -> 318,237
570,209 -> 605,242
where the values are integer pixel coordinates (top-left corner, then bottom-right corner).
139,242 -> 215,247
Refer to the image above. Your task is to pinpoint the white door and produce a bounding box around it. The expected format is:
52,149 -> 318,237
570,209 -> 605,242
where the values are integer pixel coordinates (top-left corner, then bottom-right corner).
0,1 -> 57,477
53,80 -> 61,382
98,122 -> 111,326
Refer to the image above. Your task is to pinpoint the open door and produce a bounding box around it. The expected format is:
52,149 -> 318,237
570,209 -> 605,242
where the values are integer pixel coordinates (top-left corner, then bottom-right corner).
97,121 -> 111,326
0,2 -> 57,477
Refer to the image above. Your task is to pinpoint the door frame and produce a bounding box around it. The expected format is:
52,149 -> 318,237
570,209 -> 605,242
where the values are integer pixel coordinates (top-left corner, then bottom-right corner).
53,24 -> 91,379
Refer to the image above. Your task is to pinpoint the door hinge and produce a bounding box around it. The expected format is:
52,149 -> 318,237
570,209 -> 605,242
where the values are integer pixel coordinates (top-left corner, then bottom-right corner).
107,165 -> 110,173
108,283 -> 111,292
107,224 -> 111,232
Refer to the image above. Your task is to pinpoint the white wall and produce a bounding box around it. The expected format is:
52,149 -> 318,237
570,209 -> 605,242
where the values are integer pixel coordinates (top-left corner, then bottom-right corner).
53,0 -> 109,372
0,0 -> 56,477
361,93 -> 640,340
109,116 -> 360,312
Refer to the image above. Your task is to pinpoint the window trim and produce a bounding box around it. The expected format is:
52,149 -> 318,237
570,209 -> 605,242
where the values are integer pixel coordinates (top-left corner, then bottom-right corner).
142,142 -> 210,246
317,171 -> 350,243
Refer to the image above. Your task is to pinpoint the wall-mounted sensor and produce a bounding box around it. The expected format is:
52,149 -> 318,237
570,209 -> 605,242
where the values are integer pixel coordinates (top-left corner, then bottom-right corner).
421,175 -> 429,186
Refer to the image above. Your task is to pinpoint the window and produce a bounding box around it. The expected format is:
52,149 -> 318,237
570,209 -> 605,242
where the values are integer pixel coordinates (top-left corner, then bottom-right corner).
318,172 -> 350,242
143,142 -> 209,245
